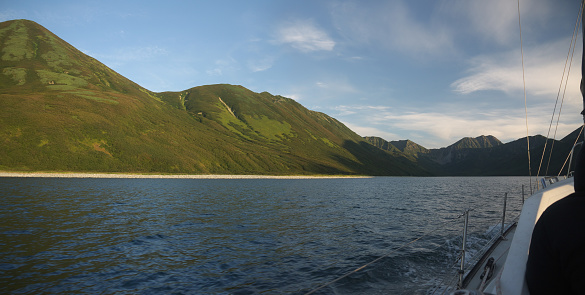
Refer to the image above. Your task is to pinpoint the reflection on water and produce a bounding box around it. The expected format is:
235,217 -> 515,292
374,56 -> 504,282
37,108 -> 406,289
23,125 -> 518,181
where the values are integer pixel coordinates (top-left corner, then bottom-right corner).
0,177 -> 529,294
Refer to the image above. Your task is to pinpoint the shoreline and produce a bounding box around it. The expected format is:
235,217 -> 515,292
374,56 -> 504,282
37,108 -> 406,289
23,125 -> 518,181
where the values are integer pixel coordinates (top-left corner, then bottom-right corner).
0,172 -> 371,179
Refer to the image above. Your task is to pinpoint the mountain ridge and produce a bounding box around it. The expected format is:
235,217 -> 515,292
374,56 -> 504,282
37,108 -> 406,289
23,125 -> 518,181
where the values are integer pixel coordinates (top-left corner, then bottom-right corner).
365,132 -> 582,176
0,19 -> 429,176
1,19 -> 581,176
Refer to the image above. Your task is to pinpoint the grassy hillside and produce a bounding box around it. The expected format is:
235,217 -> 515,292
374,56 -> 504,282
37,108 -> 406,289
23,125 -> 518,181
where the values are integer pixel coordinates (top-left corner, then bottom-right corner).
0,19 -> 428,175
6,18 -> 575,177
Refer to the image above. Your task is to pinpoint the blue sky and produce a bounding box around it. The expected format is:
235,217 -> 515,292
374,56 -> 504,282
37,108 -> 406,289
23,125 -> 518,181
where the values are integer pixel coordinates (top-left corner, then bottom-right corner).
2,0 -> 583,148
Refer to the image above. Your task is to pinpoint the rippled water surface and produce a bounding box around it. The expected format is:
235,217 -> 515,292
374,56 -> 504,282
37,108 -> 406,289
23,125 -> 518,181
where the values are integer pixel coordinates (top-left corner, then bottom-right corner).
0,177 -> 530,294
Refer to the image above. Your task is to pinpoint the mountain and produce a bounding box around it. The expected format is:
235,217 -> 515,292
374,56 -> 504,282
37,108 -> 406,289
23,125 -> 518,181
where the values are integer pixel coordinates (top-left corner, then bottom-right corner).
451,136 -> 502,149
2,19 -> 580,177
365,132 -> 581,176
390,139 -> 429,156
0,19 -> 429,175
364,137 -> 429,157
363,136 -> 401,153
426,135 -> 502,166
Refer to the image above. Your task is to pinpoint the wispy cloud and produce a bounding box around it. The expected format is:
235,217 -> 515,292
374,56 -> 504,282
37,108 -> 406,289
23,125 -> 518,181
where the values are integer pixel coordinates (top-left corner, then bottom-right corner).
332,102 -> 582,149
275,19 -> 335,52
440,0 -> 522,46
451,38 -> 581,100
0,9 -> 21,22
330,0 -> 559,60
451,54 -> 523,95
206,57 -> 239,76
334,105 -> 391,116
115,46 -> 168,61
331,0 -> 454,58
285,93 -> 302,101
314,80 -> 357,94
382,111 -> 525,145
386,109 -> 581,148
247,56 -> 274,72
343,122 -> 399,141
445,0 -> 553,46
94,46 -> 168,66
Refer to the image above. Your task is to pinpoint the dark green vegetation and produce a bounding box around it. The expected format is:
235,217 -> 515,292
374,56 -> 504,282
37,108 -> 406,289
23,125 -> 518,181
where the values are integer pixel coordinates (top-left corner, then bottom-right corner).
1,19 -> 581,176
0,19 -> 429,175
366,131 -> 584,176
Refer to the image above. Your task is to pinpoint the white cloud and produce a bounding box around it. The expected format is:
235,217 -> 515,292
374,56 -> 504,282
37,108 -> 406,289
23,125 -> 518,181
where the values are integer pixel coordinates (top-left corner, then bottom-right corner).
452,38 -> 582,100
96,46 -> 168,64
331,0 -> 454,58
0,10 -> 21,22
119,46 -> 167,61
446,0 -> 553,46
285,94 -> 301,101
247,56 -> 274,72
206,57 -> 239,77
345,123 -> 400,141
383,111 -> 525,145
332,102 -> 583,149
313,79 -> 358,94
451,54 -> 523,95
330,0 -> 559,59
206,68 -> 222,76
334,105 -> 391,116
275,19 -> 335,52
439,0 -> 524,46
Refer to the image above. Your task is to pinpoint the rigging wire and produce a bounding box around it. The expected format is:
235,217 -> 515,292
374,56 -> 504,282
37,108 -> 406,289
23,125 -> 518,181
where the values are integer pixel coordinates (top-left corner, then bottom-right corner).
539,2 -> 584,176
517,0 -> 533,193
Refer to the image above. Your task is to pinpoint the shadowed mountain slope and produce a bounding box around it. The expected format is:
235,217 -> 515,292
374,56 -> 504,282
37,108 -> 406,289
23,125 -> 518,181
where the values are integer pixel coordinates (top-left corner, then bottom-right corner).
366,132 -> 581,176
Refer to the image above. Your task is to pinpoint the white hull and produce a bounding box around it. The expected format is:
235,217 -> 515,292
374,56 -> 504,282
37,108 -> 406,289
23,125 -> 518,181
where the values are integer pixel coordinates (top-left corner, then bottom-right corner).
459,177 -> 575,295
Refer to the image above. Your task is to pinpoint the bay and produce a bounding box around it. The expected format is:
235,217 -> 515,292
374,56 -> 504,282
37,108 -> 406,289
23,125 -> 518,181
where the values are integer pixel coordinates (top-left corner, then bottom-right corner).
0,176 -> 530,294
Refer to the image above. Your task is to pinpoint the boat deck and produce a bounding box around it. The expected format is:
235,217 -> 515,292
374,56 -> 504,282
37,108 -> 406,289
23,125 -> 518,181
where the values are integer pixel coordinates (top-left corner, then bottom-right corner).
463,224 -> 517,292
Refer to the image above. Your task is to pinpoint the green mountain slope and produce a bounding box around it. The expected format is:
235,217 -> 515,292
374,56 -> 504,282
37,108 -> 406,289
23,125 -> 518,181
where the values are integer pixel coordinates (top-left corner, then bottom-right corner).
0,19 -> 428,175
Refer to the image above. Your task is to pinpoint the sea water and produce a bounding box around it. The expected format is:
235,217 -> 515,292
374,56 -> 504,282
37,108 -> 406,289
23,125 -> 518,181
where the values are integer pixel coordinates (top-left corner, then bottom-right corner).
0,176 -> 530,294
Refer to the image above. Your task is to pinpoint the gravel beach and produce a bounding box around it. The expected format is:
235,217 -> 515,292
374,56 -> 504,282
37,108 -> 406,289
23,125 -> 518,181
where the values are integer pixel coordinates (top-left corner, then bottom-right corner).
0,172 -> 368,179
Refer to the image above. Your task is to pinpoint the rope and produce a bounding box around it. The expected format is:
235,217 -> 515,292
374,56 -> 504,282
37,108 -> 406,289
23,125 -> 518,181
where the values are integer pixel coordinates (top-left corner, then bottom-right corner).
304,217 -> 460,295
518,0 -> 532,193
540,2 -> 584,176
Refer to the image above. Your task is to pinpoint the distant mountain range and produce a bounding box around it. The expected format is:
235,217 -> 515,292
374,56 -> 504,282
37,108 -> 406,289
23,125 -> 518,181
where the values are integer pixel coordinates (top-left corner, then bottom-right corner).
0,19 -> 582,176
366,131 -> 583,176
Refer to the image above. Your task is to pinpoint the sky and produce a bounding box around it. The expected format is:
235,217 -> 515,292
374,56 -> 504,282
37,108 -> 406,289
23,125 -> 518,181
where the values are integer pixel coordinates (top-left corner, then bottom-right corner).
1,0 -> 584,148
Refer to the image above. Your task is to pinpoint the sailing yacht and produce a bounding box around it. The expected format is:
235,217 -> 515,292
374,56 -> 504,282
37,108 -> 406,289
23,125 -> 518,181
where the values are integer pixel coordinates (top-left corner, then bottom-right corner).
305,2 -> 585,294
453,1 -> 585,294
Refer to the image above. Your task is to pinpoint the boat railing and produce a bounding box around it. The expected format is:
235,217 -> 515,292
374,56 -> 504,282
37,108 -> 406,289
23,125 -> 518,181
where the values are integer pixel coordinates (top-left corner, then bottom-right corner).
429,191 -> 522,295
306,188 -> 525,295
443,176 -> 574,294
566,141 -> 583,177
536,141 -> 581,191
539,176 -> 565,189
